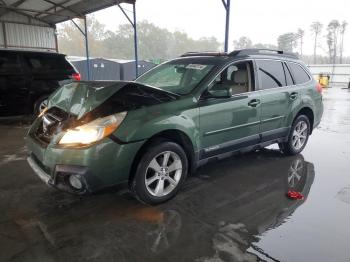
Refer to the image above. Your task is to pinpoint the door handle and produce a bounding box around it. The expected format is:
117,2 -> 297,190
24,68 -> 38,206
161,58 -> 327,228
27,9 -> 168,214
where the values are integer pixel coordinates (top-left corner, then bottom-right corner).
290,92 -> 298,100
248,99 -> 260,107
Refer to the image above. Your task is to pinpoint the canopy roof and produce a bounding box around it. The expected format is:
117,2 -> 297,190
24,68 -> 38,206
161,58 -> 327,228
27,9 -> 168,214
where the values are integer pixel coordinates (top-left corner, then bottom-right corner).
0,0 -> 135,25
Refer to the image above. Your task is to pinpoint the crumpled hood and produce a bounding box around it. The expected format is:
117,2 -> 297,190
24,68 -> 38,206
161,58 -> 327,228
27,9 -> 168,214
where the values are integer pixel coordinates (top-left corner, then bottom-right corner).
48,81 -> 129,119
47,81 -> 178,120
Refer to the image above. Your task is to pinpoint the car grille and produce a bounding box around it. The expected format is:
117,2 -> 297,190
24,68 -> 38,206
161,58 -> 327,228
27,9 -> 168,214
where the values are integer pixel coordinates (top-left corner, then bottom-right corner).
33,107 -> 70,144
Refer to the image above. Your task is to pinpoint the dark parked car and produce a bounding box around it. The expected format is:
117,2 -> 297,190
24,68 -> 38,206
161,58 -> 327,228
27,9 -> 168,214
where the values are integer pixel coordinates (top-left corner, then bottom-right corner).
0,49 -> 80,117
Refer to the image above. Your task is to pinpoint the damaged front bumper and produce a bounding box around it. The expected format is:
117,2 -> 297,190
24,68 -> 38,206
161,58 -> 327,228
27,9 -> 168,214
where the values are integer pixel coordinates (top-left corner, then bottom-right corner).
26,134 -> 145,194
27,155 -> 52,185
27,154 -> 90,194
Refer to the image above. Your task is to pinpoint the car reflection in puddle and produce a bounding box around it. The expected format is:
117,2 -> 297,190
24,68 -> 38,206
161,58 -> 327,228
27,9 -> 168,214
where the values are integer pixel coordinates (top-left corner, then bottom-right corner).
4,149 -> 314,261
180,150 -> 314,262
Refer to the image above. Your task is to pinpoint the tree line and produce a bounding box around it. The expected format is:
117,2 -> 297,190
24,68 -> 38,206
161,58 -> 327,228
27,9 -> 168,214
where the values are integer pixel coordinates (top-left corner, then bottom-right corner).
58,17 -> 348,64
58,16 -> 221,61
234,20 -> 348,64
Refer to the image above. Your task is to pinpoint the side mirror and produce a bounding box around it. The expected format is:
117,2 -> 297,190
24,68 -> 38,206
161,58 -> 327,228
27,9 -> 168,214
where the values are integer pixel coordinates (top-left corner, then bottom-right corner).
204,88 -> 232,99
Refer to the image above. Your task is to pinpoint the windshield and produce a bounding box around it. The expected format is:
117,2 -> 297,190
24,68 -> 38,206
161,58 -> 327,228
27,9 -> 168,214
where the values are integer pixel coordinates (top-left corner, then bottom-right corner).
135,61 -> 215,95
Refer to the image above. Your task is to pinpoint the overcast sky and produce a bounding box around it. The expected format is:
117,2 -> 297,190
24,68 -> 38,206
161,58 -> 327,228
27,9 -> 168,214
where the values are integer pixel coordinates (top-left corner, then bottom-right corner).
92,0 -> 350,56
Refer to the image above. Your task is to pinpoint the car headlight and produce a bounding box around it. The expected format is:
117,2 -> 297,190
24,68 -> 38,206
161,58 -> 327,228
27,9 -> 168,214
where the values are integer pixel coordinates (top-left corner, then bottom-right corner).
59,112 -> 127,145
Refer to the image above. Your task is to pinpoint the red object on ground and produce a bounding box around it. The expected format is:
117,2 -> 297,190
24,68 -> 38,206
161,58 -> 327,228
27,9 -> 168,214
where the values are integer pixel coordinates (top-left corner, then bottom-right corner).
287,190 -> 304,200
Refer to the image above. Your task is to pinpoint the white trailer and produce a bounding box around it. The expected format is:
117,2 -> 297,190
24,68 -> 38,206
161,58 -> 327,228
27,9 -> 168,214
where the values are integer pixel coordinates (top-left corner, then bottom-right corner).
308,64 -> 350,88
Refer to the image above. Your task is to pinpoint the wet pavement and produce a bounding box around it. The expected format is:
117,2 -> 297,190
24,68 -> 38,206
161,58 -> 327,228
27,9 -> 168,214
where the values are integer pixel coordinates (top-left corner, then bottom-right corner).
1,87 -> 350,262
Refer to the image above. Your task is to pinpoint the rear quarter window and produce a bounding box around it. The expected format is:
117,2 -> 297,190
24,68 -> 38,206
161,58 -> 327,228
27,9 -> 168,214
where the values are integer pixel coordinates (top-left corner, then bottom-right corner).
25,54 -> 74,74
288,63 -> 311,84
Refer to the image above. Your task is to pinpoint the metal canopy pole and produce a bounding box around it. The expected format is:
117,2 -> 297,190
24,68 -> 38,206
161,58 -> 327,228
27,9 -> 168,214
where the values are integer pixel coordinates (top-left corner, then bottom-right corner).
117,2 -> 139,79
83,16 -> 91,80
222,0 -> 231,52
133,2 -> 139,78
71,17 -> 91,80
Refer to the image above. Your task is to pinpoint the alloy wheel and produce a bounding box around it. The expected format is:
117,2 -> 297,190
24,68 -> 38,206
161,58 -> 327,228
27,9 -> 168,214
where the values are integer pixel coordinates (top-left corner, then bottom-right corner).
292,121 -> 308,150
39,99 -> 48,113
145,151 -> 183,197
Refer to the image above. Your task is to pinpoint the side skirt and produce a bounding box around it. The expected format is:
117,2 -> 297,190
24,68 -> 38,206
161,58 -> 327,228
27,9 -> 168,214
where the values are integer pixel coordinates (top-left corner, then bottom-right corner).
195,127 -> 290,169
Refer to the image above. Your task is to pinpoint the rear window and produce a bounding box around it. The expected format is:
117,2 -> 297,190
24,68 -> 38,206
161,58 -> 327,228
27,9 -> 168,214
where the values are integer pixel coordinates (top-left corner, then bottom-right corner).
257,60 -> 286,89
288,63 -> 311,84
25,54 -> 74,73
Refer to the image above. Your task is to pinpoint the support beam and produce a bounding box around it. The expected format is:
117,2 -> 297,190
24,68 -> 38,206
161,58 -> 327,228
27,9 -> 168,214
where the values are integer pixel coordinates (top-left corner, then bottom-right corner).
34,0 -> 71,19
5,9 -> 50,25
117,4 -> 133,26
71,19 -> 84,35
54,24 -> 58,52
0,0 -> 26,17
83,16 -> 91,80
117,3 -> 139,78
222,0 -> 231,52
71,17 -> 91,80
1,21 -> 7,48
41,0 -> 83,18
0,5 -> 77,19
133,2 -> 138,78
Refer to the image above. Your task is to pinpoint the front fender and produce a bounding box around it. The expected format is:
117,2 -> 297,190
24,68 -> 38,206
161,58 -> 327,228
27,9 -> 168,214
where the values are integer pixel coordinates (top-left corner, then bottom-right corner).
114,99 -> 201,151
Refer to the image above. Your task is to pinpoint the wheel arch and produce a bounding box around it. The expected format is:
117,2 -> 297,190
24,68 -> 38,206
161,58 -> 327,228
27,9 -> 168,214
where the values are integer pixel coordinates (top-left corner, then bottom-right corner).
295,107 -> 315,134
128,129 -> 197,186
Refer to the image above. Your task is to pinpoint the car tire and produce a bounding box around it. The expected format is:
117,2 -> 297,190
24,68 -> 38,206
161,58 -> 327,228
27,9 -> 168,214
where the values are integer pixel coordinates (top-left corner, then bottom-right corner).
279,115 -> 311,156
33,96 -> 48,117
131,140 -> 188,205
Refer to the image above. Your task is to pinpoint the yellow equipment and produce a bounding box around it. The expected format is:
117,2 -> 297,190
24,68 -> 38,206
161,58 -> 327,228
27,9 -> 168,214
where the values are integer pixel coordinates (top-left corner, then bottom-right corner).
318,73 -> 330,88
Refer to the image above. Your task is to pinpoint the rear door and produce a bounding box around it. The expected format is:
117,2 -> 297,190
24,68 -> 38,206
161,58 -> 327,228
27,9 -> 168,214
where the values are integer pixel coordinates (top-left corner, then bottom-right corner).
256,59 -> 301,142
24,54 -> 75,103
0,52 -> 29,116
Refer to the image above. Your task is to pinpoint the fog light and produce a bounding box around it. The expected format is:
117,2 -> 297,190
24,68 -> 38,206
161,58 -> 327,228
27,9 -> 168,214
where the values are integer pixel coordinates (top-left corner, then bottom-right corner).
69,175 -> 83,190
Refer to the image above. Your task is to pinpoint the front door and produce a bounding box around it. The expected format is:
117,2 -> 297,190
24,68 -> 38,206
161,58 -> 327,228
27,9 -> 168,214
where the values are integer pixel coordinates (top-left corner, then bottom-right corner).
199,60 -> 261,159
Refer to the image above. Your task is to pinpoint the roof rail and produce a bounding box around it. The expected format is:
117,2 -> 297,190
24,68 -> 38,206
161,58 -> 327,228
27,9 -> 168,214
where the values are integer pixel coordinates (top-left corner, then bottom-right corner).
228,49 -> 299,59
181,51 -> 228,57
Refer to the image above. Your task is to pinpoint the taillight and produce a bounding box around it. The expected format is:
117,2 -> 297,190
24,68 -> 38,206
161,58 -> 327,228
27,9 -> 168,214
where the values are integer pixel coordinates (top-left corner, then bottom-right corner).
316,82 -> 323,94
71,73 -> 81,81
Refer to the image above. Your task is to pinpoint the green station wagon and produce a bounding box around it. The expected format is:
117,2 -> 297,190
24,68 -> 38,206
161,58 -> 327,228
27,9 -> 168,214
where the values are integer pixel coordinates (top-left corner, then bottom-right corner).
26,49 -> 323,204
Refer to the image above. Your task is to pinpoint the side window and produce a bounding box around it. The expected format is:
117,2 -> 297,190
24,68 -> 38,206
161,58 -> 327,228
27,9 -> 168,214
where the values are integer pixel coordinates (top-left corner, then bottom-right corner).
283,62 -> 294,86
209,61 -> 255,95
26,55 -> 73,72
257,60 -> 286,89
0,53 -> 21,74
288,63 -> 311,84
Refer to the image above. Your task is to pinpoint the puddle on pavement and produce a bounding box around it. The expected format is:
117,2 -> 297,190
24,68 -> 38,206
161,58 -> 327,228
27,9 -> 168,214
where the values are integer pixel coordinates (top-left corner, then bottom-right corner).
1,88 -> 350,262
0,150 -> 315,261
336,186 -> 350,204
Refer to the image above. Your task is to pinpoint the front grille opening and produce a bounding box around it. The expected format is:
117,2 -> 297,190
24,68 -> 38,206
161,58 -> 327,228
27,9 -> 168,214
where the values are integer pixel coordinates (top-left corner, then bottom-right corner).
33,107 -> 70,144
